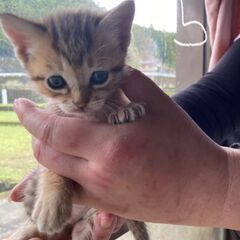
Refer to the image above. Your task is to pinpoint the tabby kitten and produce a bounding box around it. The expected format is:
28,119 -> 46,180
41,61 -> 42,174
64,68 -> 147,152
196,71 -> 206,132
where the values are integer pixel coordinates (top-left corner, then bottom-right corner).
0,1 -> 149,239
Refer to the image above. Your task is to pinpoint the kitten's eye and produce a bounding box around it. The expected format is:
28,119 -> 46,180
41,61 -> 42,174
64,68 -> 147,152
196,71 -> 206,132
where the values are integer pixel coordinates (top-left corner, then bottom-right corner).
47,75 -> 67,90
90,71 -> 109,86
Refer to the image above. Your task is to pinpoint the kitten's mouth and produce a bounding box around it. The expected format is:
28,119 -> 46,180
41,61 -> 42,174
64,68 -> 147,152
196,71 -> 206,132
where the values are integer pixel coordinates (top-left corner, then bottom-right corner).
58,99 -> 106,116
58,103 -> 98,116
73,106 -> 86,112
69,107 -> 90,114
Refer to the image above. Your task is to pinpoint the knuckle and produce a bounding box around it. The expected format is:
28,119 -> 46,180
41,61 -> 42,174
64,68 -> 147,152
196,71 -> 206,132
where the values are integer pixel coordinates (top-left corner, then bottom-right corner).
102,130 -> 142,172
38,115 -> 58,146
102,135 -> 128,169
51,118 -> 82,152
33,140 -> 44,163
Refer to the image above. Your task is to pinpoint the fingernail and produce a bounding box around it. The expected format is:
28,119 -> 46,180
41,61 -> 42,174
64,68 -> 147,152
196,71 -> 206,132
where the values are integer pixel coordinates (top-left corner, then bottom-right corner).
13,98 -> 26,112
13,98 -> 21,109
13,99 -> 24,120
100,214 -> 113,229
14,98 -> 36,109
8,186 -> 24,202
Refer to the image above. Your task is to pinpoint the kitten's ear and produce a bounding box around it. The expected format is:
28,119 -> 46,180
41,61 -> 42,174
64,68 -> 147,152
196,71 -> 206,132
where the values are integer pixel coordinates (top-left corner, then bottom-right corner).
98,0 -> 135,51
0,13 -> 47,63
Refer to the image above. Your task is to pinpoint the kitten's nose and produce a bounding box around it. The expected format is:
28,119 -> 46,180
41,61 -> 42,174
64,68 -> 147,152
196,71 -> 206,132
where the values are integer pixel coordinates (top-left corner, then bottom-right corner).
73,101 -> 87,110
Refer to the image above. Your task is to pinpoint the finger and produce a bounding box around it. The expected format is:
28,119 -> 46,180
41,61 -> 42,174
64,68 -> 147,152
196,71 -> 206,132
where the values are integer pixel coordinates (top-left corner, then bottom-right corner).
121,67 -> 170,108
93,213 -> 118,240
13,98 -> 109,159
33,139 -> 90,182
9,171 -> 36,202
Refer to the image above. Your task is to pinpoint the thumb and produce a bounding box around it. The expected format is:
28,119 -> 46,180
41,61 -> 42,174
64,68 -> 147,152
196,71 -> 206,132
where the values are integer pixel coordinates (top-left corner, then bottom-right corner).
121,67 -> 168,107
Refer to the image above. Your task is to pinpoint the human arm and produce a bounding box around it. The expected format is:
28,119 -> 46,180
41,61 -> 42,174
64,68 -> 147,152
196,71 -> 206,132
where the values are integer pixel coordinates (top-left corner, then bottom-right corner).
13,69 -> 240,230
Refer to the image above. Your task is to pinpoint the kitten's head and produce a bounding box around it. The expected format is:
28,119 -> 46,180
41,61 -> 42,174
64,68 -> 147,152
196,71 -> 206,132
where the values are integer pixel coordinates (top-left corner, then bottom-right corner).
0,0 -> 134,115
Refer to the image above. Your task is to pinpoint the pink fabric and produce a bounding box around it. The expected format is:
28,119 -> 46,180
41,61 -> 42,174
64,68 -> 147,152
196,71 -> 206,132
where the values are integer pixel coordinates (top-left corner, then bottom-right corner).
205,0 -> 240,70
232,2 -> 240,41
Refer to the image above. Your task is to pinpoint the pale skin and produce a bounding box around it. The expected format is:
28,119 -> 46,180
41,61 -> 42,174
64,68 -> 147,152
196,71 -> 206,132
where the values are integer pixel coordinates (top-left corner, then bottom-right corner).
11,69 -> 240,239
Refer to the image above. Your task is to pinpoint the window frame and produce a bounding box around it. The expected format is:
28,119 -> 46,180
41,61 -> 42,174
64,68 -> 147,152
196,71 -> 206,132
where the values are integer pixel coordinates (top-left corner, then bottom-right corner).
176,0 -> 210,92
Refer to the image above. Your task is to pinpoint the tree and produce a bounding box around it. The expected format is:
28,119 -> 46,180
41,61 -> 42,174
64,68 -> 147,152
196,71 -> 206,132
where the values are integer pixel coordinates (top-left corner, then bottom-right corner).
150,27 -> 176,71
131,24 -> 176,72
0,1 -> 176,73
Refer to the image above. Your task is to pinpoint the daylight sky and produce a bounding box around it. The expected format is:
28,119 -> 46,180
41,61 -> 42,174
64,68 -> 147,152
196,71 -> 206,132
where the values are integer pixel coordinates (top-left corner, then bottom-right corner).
93,0 -> 177,32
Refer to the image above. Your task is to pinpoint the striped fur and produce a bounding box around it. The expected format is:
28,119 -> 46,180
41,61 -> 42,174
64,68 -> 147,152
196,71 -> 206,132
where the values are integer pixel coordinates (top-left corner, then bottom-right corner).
44,10 -> 103,66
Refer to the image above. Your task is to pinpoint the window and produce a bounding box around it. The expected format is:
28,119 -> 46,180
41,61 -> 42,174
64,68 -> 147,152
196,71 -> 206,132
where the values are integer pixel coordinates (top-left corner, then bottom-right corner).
176,0 -> 210,92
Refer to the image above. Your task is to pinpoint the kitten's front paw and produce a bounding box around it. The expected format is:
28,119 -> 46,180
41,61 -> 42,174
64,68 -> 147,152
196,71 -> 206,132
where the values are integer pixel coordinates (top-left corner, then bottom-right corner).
108,103 -> 146,124
32,192 -> 71,236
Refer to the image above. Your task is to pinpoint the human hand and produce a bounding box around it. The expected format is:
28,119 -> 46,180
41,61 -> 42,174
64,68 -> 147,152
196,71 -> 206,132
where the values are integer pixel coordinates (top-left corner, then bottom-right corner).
13,68 -> 231,228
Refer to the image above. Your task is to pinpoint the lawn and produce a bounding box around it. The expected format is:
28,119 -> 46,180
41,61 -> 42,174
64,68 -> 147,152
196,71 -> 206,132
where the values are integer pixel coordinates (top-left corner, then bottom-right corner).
0,111 -> 19,123
0,123 -> 36,184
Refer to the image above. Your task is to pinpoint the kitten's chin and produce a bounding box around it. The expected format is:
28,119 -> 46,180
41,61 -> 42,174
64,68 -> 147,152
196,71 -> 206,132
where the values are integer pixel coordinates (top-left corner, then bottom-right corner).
58,104 -> 86,116
57,103 -> 100,120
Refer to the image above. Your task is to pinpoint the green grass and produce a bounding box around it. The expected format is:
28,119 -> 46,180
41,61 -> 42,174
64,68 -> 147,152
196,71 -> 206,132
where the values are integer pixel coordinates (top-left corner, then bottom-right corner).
0,103 -> 45,107
0,111 -> 19,123
0,124 -> 36,184
0,104 -> 13,107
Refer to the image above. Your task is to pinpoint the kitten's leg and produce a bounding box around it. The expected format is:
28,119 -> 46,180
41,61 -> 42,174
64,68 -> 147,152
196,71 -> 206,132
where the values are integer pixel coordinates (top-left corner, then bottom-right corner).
72,218 -> 93,240
126,220 -> 150,240
72,209 -> 98,240
8,223 -> 44,240
31,170 -> 73,236
23,169 -> 39,217
108,103 -> 146,124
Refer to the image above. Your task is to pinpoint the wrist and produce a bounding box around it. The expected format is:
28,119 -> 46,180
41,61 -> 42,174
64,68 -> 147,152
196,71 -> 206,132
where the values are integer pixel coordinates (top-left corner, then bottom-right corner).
173,141 -> 229,228
132,135 -> 229,228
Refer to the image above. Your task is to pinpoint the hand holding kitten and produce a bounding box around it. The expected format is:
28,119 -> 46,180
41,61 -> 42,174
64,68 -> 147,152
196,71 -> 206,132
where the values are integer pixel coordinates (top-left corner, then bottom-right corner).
13,69 -> 233,229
